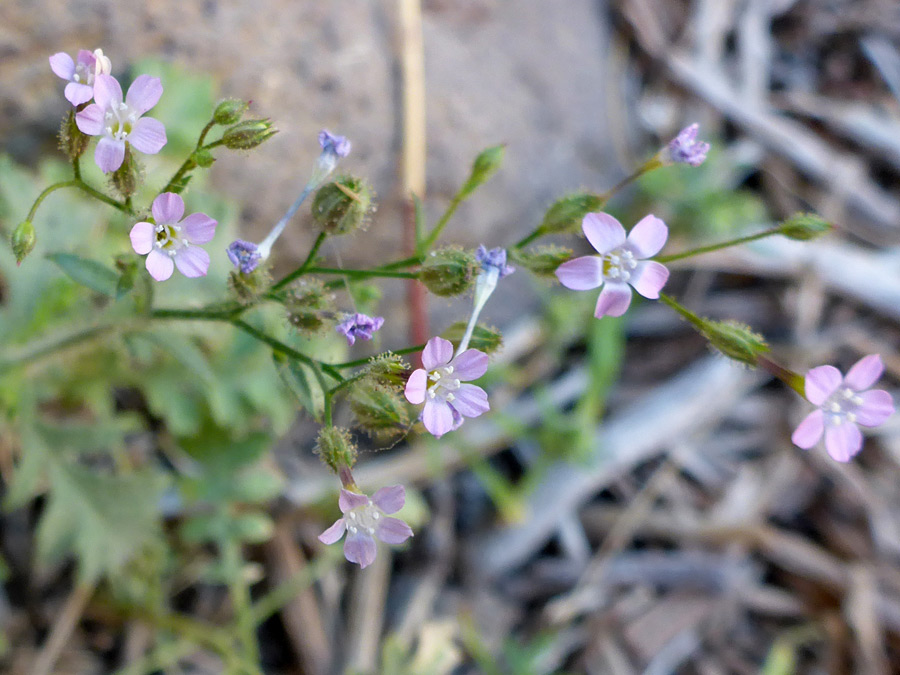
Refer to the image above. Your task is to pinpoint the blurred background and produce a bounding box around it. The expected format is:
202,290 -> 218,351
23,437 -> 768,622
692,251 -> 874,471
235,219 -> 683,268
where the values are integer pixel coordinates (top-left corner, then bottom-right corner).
2,0 -> 900,673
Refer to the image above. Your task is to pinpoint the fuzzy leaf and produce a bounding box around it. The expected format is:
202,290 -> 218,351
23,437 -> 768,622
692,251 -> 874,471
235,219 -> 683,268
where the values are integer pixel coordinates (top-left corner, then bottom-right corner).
274,354 -> 325,422
47,253 -> 119,296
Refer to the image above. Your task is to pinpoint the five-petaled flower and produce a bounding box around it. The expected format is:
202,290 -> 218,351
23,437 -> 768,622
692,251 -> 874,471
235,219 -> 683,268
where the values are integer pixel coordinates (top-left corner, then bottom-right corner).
555,212 -> 670,318
318,486 -> 413,569
75,73 -> 167,173
130,193 -> 217,282
404,337 -> 489,438
665,123 -> 710,167
49,48 -> 111,106
336,313 -> 384,346
792,354 -> 894,462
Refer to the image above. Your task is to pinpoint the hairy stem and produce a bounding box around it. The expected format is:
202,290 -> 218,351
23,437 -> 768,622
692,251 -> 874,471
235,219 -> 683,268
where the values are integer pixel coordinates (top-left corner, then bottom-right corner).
655,227 -> 782,264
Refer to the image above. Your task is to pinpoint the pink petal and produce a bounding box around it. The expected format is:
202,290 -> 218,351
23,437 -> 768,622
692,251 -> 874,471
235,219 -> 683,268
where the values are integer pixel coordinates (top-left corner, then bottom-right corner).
338,489 -> 370,513
174,246 -> 210,278
422,399 -> 455,438
451,384 -> 490,418
95,136 -> 125,173
75,104 -> 105,136
555,256 -> 603,291
125,74 -> 163,115
343,532 -> 377,568
92,74 -> 122,110
582,212 -> 626,255
64,82 -> 94,106
844,355 -> 884,391
791,410 -> 824,449
404,369 -> 428,405
372,485 -> 405,514
128,117 -> 167,155
804,365 -> 843,406
451,349 -> 488,381
152,193 -> 184,225
129,221 -> 155,255
181,213 -> 217,245
422,336 -> 454,370
629,260 -> 669,299
145,249 -> 174,281
317,518 -> 346,544
75,50 -> 96,68
450,407 -> 464,431
376,517 -> 413,545
856,390 -> 894,427
625,214 -> 668,258
824,422 -> 862,462
594,282 -> 632,318
49,52 -> 75,80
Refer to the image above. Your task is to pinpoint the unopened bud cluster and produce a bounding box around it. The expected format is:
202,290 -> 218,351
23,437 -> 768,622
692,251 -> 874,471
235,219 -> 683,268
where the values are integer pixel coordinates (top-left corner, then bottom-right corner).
285,279 -> 334,335
510,245 -> 573,277
419,246 -> 478,297
538,192 -> 605,236
11,221 -> 36,265
222,118 -> 277,150
778,212 -> 831,241
315,426 -> 358,474
311,175 -> 375,235
702,319 -> 769,366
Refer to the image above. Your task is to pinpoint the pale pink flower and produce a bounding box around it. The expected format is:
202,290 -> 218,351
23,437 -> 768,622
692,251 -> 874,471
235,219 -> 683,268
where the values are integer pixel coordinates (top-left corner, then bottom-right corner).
49,48 -> 111,106
75,73 -> 166,172
404,337 -> 489,438
318,486 -> 413,569
792,354 -> 894,462
130,193 -> 217,282
555,212 -> 670,318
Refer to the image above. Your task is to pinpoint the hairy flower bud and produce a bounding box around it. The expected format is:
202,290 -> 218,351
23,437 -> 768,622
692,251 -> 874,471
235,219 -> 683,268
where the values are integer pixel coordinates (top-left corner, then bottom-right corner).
315,426 -> 358,474
702,319 -> 769,366
222,119 -> 277,150
110,146 -> 139,198
539,192 -> 605,236
349,386 -> 414,442
285,279 -> 334,336
311,175 -> 375,235
228,266 -> 272,305
442,321 -> 503,354
419,246 -> 478,297
459,144 -> 505,199
779,212 -> 831,241
11,220 -> 36,266
193,148 -> 215,168
509,245 -> 573,277
363,353 -> 410,388
213,98 -> 249,126
58,109 -> 89,161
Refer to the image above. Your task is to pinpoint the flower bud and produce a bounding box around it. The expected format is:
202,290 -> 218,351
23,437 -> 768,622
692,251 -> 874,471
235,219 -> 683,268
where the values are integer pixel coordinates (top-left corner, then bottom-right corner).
222,119 -> 277,150
315,426 -> 358,474
193,148 -> 215,168
111,146 -> 139,198
442,321 -> 503,354
285,278 -> 334,336
349,387 -> 414,442
509,245 -> 573,277
363,353 -> 410,388
213,98 -> 249,126
778,212 -> 831,241
227,266 -> 272,305
11,220 -> 36,266
539,192 -> 605,235
459,144 -> 505,198
58,109 -> 89,161
419,246 -> 478,297
311,175 -> 375,235
701,319 -> 769,366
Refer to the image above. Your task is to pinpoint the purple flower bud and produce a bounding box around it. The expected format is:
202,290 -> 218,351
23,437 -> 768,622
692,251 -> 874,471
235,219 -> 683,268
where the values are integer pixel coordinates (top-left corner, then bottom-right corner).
475,245 -> 515,279
227,239 -> 262,274
318,129 -> 351,158
336,313 -> 385,346
665,123 -> 709,167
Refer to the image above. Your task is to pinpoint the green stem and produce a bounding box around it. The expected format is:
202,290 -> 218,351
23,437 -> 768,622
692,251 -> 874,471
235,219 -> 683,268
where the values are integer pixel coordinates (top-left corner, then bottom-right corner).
513,229 -> 542,249
26,181 -> 78,222
420,191 -> 464,253
658,293 -> 706,332
72,155 -> 82,182
655,227 -> 782,264
329,343 -> 426,369
271,232 -> 328,292
151,305 -> 243,321
377,255 -> 423,270
160,120 -> 220,195
196,120 -> 216,148
306,266 -> 418,280
328,371 -> 367,397
75,180 -> 132,214
757,356 -> 805,397
0,320 -> 137,374
221,538 -> 260,672
231,320 -> 341,381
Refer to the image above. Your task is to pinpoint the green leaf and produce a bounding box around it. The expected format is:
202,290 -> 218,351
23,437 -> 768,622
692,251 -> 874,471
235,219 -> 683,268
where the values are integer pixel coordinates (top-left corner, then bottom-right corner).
36,464 -> 167,582
47,253 -> 119,296
273,353 -> 325,422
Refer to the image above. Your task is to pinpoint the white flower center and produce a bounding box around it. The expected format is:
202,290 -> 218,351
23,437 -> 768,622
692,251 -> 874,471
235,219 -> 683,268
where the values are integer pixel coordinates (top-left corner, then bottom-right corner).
154,222 -> 186,256
603,248 -> 637,282
426,364 -> 461,401
821,386 -> 864,426
104,101 -> 138,141
345,500 -> 382,536
73,61 -> 94,85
